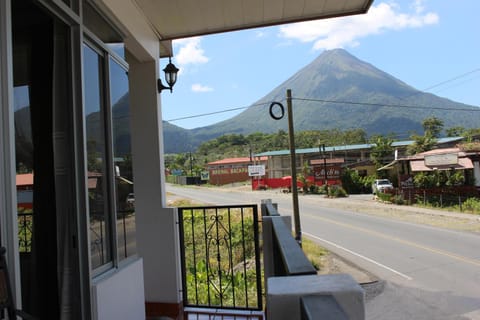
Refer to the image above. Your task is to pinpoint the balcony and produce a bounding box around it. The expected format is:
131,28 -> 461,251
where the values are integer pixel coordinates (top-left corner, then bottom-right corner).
18,200 -> 364,319
177,200 -> 365,319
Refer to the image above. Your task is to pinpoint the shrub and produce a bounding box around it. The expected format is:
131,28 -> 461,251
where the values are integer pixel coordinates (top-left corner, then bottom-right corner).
377,191 -> 392,202
328,185 -> 348,198
461,197 -> 480,214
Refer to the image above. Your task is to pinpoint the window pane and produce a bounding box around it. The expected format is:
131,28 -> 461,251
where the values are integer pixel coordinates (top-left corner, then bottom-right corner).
14,85 -> 34,253
110,58 -> 136,260
83,44 -> 112,269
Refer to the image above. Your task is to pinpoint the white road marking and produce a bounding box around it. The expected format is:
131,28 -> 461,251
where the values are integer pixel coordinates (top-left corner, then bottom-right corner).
303,231 -> 413,281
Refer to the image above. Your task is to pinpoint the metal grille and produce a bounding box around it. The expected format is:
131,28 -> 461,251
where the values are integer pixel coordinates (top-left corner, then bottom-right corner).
178,205 -> 262,311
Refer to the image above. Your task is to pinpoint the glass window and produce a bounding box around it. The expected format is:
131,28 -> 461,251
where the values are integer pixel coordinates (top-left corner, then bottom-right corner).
83,44 -> 112,269
109,57 -> 136,260
14,85 -> 34,253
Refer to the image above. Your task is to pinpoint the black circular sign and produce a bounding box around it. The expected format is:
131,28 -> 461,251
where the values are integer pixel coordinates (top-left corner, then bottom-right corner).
269,102 -> 284,120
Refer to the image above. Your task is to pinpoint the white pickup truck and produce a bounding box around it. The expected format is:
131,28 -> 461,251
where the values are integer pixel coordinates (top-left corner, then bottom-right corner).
372,179 -> 394,194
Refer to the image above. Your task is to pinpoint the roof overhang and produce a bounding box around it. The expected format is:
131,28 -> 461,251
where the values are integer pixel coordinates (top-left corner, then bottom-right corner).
136,0 -> 374,42
410,158 -> 474,172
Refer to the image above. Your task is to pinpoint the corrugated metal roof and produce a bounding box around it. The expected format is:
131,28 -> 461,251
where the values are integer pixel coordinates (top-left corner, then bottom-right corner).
208,156 -> 267,165
255,137 -> 465,157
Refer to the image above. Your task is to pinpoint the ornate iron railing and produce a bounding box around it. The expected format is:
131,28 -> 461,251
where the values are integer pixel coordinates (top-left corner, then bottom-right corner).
18,213 -> 33,253
178,205 -> 262,311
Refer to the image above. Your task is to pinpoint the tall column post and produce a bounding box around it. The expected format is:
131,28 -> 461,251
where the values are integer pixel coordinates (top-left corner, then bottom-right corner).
127,53 -> 182,318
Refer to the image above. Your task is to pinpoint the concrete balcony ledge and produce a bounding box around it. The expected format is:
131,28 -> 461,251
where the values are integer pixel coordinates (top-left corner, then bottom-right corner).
267,273 -> 365,320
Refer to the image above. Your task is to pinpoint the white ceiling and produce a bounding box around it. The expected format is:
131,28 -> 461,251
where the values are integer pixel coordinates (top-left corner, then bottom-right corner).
135,0 -> 374,41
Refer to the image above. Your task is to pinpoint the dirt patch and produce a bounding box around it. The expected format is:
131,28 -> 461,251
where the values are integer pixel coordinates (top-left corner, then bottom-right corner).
318,251 -> 378,284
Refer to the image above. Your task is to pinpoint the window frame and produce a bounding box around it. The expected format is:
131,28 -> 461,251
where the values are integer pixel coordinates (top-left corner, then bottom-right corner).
83,36 -> 136,275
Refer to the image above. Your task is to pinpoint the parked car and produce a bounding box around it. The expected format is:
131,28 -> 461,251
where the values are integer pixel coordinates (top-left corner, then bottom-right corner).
372,179 -> 393,194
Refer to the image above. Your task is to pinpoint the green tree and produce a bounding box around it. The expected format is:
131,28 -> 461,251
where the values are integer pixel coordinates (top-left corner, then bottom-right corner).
422,116 -> 444,138
369,134 -> 394,170
445,126 -> 465,137
407,117 -> 444,155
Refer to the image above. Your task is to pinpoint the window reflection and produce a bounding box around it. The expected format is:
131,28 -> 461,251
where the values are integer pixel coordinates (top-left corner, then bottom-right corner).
83,44 -> 112,269
14,85 -> 34,253
109,57 -> 136,259
106,43 -> 125,60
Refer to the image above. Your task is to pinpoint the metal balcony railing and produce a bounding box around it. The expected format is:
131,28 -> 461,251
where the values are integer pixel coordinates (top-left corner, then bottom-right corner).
178,205 -> 263,312
18,213 -> 33,253
261,199 -> 364,320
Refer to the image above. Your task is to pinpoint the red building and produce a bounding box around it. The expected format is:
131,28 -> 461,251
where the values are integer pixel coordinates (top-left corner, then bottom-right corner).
207,157 -> 267,186
16,173 -> 34,211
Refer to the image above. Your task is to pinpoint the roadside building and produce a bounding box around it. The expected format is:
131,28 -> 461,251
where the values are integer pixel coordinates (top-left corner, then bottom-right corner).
381,147 -> 480,191
207,157 -> 267,186
254,137 -> 466,189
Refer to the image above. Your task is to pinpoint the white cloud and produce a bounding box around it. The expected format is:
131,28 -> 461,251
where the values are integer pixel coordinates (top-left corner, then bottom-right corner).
278,1 -> 439,50
192,83 -> 214,92
174,37 -> 209,66
255,30 -> 267,38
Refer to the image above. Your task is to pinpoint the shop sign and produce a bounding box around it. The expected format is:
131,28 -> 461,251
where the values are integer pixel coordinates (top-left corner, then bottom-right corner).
313,165 -> 341,180
248,165 -> 265,177
424,153 -> 458,166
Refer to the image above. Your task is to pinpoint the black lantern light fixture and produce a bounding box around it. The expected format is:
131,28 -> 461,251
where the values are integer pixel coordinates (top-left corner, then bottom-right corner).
158,57 -> 179,93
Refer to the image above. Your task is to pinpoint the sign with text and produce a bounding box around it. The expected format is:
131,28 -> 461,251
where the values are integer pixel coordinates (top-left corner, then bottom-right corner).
248,165 -> 265,177
200,171 -> 210,180
424,153 -> 458,166
313,165 -> 341,180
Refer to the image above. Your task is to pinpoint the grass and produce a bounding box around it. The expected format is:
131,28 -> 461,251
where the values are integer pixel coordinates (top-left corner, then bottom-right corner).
302,237 -> 329,271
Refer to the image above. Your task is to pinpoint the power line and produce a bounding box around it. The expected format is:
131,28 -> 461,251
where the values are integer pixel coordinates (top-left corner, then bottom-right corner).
165,101 -> 278,122
165,69 -> 480,123
165,95 -> 480,124
292,97 -> 480,112
421,68 -> 480,93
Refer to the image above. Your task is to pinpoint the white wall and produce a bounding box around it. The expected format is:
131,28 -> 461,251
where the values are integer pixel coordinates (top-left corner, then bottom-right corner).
92,258 -> 145,320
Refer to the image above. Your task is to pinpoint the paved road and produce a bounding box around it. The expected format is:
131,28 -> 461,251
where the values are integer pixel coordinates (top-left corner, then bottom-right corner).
166,184 -> 480,319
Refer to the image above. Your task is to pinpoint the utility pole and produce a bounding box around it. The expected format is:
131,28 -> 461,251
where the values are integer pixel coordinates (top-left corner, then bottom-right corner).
287,89 -> 301,245
322,144 -> 328,195
249,145 -> 254,190
189,152 -> 193,176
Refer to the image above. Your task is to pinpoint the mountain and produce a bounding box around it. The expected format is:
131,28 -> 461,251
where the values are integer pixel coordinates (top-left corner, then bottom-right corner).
169,49 -> 479,151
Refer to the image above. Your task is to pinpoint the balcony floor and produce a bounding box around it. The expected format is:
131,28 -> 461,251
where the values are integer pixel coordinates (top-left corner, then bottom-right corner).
184,308 -> 264,320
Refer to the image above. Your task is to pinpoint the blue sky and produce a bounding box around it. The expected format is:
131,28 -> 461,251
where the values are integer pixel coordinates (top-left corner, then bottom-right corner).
161,0 -> 480,130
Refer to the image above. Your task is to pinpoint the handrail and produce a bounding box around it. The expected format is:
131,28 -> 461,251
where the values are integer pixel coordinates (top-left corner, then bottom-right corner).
261,199 -> 316,276
271,217 -> 316,276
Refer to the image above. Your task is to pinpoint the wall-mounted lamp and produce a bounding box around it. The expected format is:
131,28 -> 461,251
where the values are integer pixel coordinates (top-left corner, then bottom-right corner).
158,57 -> 179,93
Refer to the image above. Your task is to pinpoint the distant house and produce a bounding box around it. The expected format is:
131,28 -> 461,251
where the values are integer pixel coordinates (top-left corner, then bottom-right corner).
381,147 -> 480,189
207,157 -> 267,186
16,173 -> 33,211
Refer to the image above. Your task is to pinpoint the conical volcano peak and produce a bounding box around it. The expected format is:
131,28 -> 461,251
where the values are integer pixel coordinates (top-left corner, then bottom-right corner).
308,48 -> 389,80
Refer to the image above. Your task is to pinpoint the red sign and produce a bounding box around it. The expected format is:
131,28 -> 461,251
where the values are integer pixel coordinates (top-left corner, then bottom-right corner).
313,165 -> 341,180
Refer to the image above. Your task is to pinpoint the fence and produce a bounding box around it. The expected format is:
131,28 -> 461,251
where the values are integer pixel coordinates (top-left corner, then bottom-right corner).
178,205 -> 262,311
398,186 -> 479,210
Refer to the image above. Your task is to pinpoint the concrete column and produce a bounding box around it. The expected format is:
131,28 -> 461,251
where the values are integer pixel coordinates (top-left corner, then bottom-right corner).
267,274 -> 365,320
127,54 -> 182,309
